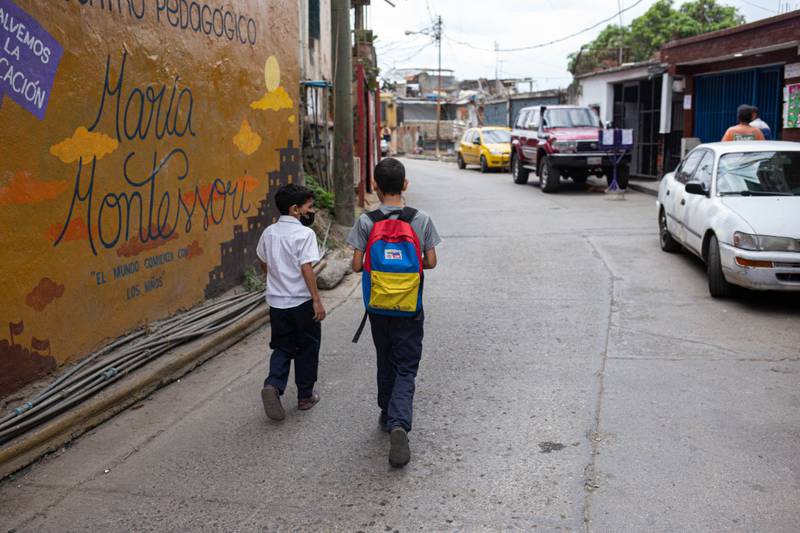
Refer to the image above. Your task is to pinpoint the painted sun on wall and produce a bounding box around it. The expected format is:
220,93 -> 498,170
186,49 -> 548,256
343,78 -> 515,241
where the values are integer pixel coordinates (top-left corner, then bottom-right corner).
0,0 -> 301,397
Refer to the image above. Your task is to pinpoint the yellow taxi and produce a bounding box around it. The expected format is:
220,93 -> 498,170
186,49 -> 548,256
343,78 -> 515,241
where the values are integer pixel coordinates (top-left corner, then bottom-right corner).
456,127 -> 512,172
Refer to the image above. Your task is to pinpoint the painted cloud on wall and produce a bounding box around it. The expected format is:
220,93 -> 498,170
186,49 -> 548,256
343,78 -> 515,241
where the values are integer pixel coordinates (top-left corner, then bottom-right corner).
0,171 -> 68,206
116,226 -> 180,258
49,127 -> 119,163
233,119 -> 262,155
26,278 -> 66,312
47,217 -> 92,243
250,87 -> 293,111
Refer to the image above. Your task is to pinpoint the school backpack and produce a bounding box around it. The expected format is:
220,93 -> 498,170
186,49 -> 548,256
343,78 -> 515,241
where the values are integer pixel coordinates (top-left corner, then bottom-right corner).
352,207 -> 423,342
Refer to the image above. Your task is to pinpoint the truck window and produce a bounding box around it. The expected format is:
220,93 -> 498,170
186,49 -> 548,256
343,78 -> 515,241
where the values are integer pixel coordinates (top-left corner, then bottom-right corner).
516,110 -> 530,129
528,110 -> 540,129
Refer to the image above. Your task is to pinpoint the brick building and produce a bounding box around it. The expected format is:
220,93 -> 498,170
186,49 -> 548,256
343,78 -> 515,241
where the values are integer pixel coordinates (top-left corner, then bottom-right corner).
661,10 -> 800,148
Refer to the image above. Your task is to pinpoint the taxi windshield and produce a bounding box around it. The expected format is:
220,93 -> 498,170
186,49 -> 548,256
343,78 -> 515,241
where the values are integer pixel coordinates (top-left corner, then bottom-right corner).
482,130 -> 511,143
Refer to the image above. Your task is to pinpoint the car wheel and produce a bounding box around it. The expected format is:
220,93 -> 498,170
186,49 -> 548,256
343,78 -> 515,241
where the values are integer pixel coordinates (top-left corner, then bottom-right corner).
707,235 -> 733,298
480,155 -> 489,173
457,153 -> 466,169
511,153 -> 529,184
540,156 -> 560,193
659,208 -> 682,253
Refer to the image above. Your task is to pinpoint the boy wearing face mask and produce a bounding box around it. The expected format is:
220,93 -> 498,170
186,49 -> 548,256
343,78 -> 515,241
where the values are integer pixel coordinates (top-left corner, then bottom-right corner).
256,184 -> 326,421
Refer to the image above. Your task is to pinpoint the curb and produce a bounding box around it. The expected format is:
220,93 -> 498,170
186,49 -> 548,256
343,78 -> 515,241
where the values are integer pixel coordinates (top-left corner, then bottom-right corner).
627,182 -> 658,197
401,154 -> 456,163
0,266 -> 346,480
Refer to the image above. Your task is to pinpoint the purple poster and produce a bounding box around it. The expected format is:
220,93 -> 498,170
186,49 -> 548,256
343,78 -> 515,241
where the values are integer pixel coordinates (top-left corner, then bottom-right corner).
0,0 -> 63,120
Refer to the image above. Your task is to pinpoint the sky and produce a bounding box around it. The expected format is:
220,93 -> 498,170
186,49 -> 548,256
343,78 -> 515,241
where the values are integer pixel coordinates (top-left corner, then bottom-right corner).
369,0 -> 792,89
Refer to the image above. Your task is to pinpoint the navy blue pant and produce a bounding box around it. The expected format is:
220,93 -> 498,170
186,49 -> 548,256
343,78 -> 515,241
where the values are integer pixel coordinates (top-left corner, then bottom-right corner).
265,301 -> 320,400
369,311 -> 424,432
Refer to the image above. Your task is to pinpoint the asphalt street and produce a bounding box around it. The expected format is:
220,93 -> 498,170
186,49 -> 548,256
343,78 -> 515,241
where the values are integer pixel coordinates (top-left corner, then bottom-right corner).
2,159 -> 799,532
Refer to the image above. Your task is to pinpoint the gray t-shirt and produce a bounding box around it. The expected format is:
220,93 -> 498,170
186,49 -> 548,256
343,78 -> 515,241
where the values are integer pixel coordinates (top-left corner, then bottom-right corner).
346,205 -> 442,252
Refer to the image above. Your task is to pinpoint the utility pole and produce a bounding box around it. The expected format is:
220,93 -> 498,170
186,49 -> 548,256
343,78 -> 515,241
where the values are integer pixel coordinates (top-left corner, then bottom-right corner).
332,0 -> 354,226
617,0 -> 624,65
494,41 -> 499,81
435,15 -> 442,158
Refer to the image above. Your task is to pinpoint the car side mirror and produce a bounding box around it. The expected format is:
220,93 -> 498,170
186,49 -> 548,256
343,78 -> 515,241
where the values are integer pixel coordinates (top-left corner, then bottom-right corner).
473,138 -> 481,145
685,181 -> 709,196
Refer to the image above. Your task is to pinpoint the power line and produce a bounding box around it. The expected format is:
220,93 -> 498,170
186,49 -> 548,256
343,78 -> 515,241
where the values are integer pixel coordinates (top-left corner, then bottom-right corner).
445,0 -> 647,53
377,33 -> 428,54
736,0 -> 777,13
381,40 -> 435,65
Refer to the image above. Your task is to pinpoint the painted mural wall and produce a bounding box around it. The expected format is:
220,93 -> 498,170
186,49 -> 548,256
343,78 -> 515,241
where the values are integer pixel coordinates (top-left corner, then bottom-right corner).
0,0 -> 300,397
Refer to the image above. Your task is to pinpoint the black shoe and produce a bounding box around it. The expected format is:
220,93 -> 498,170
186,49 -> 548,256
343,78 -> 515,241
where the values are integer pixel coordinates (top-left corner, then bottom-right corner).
261,385 -> 285,421
379,411 -> 389,432
389,427 -> 410,468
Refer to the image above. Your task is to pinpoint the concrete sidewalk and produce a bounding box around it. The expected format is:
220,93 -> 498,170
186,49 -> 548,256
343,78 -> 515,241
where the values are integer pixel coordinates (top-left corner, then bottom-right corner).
627,177 -> 659,196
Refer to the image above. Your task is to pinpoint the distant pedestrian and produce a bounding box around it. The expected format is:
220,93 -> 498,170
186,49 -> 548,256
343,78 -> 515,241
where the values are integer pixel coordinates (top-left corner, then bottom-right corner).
722,105 -> 765,142
749,107 -> 772,140
256,184 -> 326,421
347,158 -> 442,468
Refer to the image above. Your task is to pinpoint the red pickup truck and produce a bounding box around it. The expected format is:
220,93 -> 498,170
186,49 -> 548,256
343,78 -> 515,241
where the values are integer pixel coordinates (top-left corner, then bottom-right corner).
510,105 -> 630,193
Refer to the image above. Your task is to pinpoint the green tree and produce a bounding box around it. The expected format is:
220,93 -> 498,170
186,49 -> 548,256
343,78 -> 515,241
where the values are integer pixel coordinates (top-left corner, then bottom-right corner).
568,0 -> 744,75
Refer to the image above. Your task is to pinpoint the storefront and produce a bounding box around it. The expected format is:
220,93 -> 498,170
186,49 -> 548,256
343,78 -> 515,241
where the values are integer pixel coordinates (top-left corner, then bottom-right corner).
662,11 -> 800,145
577,61 -> 665,178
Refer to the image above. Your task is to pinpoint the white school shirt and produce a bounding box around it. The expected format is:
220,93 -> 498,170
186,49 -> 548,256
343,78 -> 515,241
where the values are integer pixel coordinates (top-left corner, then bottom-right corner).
255,216 -> 320,309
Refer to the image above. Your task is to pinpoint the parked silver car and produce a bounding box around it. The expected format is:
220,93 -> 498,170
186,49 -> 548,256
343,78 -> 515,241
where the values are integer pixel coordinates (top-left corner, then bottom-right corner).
657,141 -> 800,297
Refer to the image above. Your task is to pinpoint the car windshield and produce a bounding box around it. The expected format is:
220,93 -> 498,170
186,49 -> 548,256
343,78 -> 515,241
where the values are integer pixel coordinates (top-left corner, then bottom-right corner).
482,130 -> 510,143
544,108 -> 599,128
717,151 -> 800,196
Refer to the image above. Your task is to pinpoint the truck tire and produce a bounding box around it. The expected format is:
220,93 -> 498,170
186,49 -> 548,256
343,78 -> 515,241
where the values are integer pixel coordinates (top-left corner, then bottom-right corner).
539,156 -> 560,193
606,163 -> 630,189
511,153 -> 529,184
659,208 -> 682,253
707,235 -> 733,298
457,153 -> 466,169
617,162 -> 630,189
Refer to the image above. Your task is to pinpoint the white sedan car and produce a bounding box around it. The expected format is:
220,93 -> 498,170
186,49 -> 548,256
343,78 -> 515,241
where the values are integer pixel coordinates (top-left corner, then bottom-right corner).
657,141 -> 800,297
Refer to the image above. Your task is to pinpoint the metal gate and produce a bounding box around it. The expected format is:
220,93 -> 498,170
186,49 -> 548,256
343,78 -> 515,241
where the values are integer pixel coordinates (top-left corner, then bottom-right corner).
612,77 -> 662,178
694,66 -> 782,142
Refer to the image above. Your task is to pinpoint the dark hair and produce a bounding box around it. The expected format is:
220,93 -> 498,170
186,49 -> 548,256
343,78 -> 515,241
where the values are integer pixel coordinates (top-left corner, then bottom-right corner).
374,158 -> 406,195
275,184 -> 314,215
737,104 -> 754,124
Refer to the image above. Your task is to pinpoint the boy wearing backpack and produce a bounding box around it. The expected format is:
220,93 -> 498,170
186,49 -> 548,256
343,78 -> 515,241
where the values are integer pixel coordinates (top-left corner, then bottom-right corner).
347,158 -> 441,468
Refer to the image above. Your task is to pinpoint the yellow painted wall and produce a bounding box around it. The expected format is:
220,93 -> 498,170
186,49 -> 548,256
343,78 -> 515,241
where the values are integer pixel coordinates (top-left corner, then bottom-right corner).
0,0 -> 300,396
381,92 -> 397,129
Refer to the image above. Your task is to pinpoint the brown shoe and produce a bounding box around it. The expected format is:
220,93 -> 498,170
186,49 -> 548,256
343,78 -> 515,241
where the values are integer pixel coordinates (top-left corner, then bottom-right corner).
298,392 -> 320,411
261,385 -> 285,421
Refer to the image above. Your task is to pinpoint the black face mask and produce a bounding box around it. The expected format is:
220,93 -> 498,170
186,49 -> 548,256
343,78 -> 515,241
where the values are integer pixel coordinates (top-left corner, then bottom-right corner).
299,211 -> 316,227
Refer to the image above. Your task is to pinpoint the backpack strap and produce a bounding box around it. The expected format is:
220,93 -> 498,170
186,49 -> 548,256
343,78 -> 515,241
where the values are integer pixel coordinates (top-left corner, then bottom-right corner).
366,209 -> 387,223
366,207 -> 417,224
352,310 -> 369,343
398,207 -> 418,224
